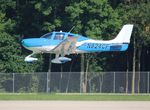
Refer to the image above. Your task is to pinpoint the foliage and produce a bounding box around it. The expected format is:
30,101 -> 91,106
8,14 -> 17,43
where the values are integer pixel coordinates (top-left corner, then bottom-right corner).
0,2 -> 41,73
65,0 -> 121,39
0,23 -> 39,73
118,1 -> 150,47
0,0 -> 150,93
0,12 -> 14,32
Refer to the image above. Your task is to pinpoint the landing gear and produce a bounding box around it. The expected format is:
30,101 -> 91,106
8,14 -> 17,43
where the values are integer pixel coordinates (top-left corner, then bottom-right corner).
51,54 -> 72,64
24,53 -> 38,62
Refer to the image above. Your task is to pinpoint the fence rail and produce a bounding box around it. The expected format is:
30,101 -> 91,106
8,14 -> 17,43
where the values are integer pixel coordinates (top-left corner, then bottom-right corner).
0,72 -> 149,93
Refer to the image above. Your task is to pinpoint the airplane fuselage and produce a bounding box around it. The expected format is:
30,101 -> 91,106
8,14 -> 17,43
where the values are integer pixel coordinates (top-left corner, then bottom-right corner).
22,32 -> 129,54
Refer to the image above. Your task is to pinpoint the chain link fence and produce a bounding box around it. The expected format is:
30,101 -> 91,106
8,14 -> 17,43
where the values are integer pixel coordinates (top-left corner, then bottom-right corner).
0,72 -> 149,93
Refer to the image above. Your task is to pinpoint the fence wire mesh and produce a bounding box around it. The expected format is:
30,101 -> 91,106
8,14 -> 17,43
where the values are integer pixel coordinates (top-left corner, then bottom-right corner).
0,72 -> 149,93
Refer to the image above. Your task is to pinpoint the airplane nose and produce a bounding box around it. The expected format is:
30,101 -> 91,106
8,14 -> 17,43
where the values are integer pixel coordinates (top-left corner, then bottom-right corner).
21,39 -> 25,46
21,40 -> 25,44
21,38 -> 49,47
21,39 -> 29,47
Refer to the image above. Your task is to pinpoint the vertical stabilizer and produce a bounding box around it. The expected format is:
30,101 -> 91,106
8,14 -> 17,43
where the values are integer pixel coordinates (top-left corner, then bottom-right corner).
112,24 -> 133,43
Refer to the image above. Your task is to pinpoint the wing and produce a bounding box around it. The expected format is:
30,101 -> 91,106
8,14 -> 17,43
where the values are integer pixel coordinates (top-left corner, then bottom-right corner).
52,36 -> 78,56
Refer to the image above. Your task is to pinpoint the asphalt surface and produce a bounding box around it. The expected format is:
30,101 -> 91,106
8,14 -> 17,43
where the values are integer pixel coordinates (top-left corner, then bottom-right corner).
0,101 -> 150,110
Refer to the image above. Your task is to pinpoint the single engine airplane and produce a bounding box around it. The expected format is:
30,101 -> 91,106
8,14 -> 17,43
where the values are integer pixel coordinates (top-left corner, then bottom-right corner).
21,24 -> 133,64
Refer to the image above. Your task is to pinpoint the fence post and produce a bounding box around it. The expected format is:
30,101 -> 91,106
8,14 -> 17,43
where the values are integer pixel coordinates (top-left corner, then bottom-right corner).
147,72 -> 149,93
46,72 -> 51,93
12,73 -> 15,93
80,72 -> 84,93
113,72 -> 116,93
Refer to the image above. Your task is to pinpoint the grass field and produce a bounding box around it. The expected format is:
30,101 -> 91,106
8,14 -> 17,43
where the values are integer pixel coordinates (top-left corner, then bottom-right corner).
0,93 -> 150,101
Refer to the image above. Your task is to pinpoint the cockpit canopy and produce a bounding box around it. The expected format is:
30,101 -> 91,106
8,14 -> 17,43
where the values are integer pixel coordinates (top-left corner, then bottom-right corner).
40,31 -> 89,42
41,32 -> 76,40
41,32 -> 65,40
41,33 -> 52,39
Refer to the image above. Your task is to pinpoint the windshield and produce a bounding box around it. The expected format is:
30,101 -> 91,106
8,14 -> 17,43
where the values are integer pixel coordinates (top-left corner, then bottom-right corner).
41,33 -> 52,39
54,33 -> 65,40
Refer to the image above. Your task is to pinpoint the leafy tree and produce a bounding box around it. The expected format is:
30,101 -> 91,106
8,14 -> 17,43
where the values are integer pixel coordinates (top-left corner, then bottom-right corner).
0,10 -> 40,73
0,33 -> 40,73
117,0 -> 150,93
65,0 -> 122,92
0,2 -> 41,91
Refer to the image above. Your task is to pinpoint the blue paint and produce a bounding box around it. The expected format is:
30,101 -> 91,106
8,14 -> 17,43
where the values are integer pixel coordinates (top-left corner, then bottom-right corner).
22,38 -> 61,47
120,43 -> 129,51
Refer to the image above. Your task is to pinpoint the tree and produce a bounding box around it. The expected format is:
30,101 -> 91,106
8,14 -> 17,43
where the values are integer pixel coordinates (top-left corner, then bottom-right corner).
0,10 -> 40,73
0,33 -> 41,73
65,0 -> 122,92
117,0 -> 150,93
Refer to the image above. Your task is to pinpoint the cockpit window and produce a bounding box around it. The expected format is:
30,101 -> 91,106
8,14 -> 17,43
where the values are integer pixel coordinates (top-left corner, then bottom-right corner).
41,33 -> 52,39
54,33 -> 65,40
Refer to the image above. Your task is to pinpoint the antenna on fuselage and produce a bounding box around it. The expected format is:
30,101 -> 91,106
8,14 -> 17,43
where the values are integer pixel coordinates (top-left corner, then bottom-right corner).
69,26 -> 75,33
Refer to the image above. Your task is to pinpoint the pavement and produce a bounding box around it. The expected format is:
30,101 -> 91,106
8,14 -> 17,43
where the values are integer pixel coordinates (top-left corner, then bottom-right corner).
0,101 -> 150,110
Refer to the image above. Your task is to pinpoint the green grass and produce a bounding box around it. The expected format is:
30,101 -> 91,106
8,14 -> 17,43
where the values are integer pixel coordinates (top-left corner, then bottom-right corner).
0,93 -> 150,101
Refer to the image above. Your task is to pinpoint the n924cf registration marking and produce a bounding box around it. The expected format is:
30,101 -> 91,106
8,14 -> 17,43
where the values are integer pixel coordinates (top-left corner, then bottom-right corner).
87,43 -> 109,49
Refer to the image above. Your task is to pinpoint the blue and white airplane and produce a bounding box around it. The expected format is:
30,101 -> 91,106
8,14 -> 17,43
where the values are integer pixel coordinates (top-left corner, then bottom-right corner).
21,24 -> 133,64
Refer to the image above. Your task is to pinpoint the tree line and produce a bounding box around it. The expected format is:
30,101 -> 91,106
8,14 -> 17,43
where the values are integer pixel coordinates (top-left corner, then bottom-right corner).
0,0 -> 150,93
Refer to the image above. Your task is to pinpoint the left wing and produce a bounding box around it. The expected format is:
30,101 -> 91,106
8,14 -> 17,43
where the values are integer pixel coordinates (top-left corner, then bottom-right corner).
52,36 -> 78,56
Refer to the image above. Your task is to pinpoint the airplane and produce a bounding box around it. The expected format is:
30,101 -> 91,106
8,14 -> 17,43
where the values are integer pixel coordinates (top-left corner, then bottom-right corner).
21,24 -> 133,64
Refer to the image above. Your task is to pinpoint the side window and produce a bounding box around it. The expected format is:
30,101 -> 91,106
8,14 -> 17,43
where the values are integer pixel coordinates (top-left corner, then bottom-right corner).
54,33 -> 65,40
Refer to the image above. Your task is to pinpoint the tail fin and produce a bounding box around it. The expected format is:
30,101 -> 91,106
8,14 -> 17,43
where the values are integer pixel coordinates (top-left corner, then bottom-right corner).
112,24 -> 133,43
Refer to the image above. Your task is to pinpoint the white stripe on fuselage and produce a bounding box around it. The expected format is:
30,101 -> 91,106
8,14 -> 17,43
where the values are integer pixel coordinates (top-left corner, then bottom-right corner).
76,39 -> 123,47
25,46 -> 56,53
25,45 -> 86,54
